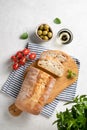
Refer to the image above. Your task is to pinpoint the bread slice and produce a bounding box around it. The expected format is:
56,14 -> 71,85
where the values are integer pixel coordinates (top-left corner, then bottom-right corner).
38,50 -> 67,77
15,66 -> 56,115
39,50 -> 67,63
38,59 -> 64,77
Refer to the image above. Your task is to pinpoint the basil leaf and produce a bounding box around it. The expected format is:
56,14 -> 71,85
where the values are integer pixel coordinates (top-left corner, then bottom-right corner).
20,32 -> 28,39
53,18 -> 61,24
67,70 -> 76,79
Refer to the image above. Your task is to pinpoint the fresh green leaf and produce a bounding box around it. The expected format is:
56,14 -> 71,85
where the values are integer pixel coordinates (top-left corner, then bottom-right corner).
64,101 -> 75,105
52,120 -> 58,125
67,70 -> 76,79
20,32 -> 28,39
53,18 -> 61,24
53,95 -> 87,130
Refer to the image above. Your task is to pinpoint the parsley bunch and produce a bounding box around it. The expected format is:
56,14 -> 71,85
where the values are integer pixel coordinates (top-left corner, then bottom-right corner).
53,95 -> 87,130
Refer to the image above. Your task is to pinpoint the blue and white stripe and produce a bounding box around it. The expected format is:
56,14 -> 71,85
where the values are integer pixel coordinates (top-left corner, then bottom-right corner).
1,42 -> 80,118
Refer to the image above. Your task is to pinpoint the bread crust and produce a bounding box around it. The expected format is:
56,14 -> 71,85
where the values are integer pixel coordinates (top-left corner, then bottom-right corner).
15,66 -> 56,115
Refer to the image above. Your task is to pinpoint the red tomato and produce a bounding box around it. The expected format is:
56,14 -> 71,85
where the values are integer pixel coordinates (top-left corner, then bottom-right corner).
13,63 -> 19,70
29,52 -> 36,60
22,48 -> 30,56
16,51 -> 23,59
11,55 -> 17,62
19,57 -> 26,65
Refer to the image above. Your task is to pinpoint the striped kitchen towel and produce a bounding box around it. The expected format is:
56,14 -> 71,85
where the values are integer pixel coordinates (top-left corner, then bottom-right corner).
1,42 -> 80,118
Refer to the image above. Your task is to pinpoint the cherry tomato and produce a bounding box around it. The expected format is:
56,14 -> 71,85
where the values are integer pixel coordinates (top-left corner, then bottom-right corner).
11,55 -> 17,62
16,51 -> 23,59
19,57 -> 26,65
22,48 -> 30,56
29,52 -> 36,60
13,63 -> 19,70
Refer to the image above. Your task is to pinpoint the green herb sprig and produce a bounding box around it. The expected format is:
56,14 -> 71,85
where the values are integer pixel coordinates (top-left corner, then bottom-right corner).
53,95 -> 87,130
67,70 -> 76,79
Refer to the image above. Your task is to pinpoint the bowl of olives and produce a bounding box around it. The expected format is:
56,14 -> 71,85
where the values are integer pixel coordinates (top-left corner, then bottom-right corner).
36,24 -> 53,42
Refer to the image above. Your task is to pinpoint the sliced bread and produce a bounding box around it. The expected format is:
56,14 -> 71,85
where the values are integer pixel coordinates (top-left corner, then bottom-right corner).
39,50 -> 67,63
38,59 -> 64,77
38,50 -> 67,77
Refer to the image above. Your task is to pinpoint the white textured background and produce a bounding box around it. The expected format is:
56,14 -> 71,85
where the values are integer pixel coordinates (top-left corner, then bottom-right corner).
0,0 -> 87,130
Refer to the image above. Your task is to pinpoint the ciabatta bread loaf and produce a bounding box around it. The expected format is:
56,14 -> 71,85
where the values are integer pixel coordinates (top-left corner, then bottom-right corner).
38,50 -> 67,77
15,66 -> 56,115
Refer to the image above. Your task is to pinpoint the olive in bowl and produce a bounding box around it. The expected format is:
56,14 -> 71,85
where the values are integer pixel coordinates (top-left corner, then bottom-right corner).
36,24 -> 53,42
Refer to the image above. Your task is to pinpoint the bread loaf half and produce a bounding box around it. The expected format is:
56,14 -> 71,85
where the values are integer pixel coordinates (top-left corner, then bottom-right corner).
38,50 -> 67,77
15,66 -> 56,115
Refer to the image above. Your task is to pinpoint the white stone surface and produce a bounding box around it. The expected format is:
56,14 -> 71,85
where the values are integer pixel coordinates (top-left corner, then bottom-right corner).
0,0 -> 87,130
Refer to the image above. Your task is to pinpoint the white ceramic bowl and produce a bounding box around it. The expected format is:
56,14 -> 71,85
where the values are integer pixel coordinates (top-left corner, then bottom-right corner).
57,28 -> 73,44
36,23 -> 53,42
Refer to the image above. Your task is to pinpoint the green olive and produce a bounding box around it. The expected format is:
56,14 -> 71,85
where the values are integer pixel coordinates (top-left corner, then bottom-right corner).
40,35 -> 44,39
45,28 -> 49,32
39,25 -> 44,30
42,31 -> 48,35
48,32 -> 53,38
37,30 -> 42,36
43,36 -> 49,40
44,24 -> 50,30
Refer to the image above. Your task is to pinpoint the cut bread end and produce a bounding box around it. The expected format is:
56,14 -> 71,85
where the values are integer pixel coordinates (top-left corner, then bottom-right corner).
38,59 -> 64,77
